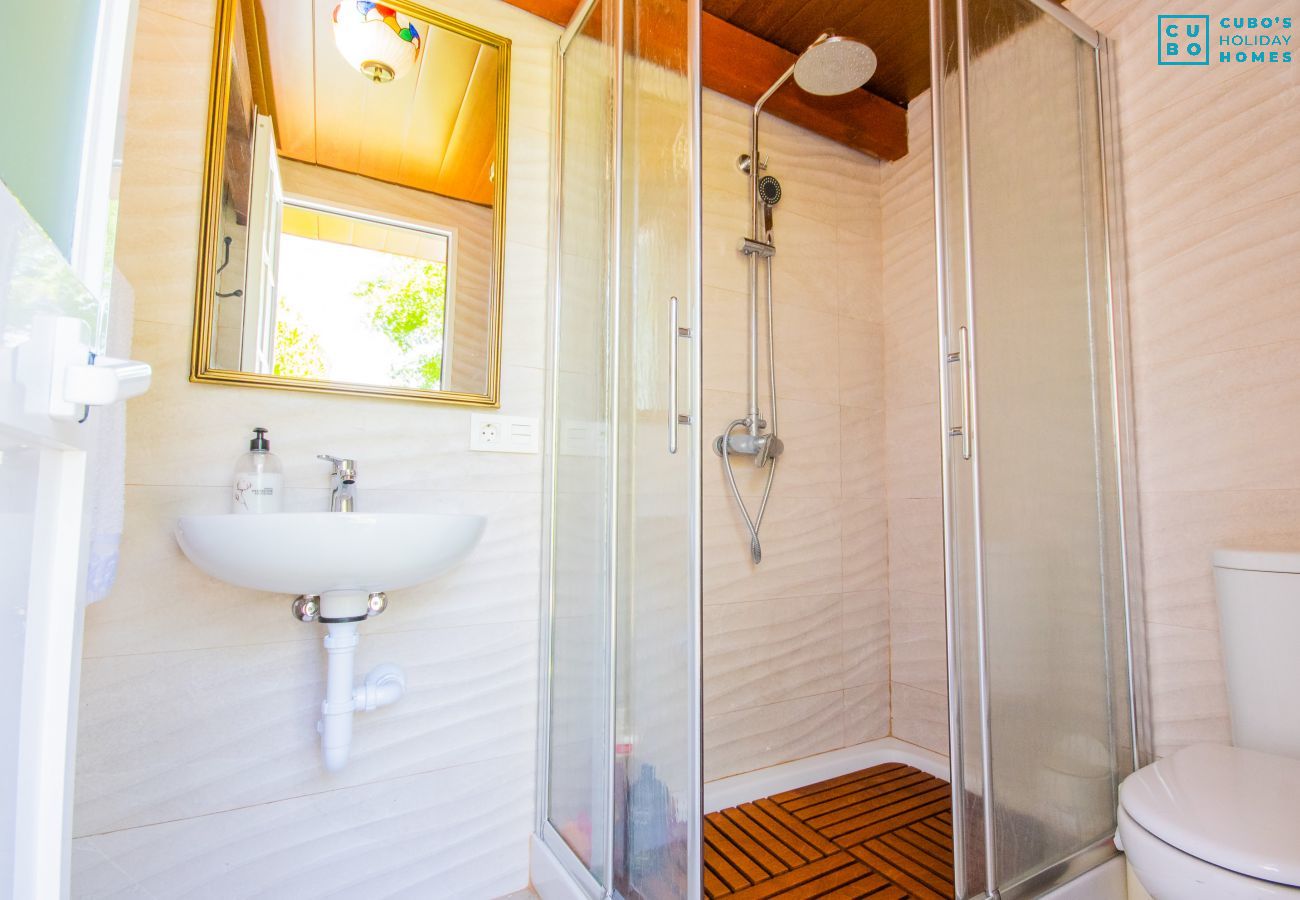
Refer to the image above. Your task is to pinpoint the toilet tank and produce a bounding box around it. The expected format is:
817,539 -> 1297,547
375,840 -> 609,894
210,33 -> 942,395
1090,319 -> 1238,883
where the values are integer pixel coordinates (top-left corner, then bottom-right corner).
1213,549 -> 1300,758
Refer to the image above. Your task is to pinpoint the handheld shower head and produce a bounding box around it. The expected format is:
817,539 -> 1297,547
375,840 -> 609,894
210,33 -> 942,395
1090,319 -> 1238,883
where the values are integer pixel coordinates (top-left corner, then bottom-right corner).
793,34 -> 877,96
757,174 -> 781,237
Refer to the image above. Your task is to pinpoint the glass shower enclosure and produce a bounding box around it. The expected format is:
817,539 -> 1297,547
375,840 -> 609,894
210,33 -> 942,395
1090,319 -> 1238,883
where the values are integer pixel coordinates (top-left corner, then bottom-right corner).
539,0 -> 1145,896
539,0 -> 703,896
931,0 -> 1146,897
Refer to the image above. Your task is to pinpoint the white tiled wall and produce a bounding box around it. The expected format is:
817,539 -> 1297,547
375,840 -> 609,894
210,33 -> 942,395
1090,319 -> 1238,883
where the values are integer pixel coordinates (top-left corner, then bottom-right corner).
880,93 -> 948,756
700,90 -> 892,781
881,0 -> 1300,760
71,0 -> 559,896
1070,0 -> 1300,757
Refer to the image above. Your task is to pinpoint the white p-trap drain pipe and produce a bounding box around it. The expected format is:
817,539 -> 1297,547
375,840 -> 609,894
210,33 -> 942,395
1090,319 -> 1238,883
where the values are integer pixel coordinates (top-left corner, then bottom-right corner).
318,621 -> 406,771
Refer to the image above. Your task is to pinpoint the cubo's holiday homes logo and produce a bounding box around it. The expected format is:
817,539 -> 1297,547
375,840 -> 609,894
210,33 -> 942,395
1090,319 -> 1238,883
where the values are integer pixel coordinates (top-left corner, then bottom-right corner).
1158,14 -> 1210,64
1158,14 -> 1294,66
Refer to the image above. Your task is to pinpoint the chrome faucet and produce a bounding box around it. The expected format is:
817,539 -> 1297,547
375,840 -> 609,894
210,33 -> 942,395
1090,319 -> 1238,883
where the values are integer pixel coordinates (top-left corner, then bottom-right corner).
318,455 -> 357,512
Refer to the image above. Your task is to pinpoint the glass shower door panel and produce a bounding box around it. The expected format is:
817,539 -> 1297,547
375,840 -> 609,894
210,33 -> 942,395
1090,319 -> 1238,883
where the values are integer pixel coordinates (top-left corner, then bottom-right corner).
933,4 -> 986,889
548,4 -> 616,881
613,0 -> 700,894
963,0 -> 1133,889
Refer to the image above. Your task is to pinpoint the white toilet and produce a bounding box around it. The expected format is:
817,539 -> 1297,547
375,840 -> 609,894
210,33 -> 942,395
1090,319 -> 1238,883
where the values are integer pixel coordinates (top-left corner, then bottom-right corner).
1117,549 -> 1300,899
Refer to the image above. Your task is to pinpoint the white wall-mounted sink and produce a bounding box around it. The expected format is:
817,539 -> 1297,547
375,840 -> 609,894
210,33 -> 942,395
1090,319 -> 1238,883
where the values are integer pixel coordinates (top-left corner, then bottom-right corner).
174,511 -> 486,772
175,512 -> 486,597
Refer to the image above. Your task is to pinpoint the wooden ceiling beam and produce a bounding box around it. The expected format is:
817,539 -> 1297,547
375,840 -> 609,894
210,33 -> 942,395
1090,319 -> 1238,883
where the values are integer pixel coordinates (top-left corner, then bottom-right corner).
501,0 -> 908,161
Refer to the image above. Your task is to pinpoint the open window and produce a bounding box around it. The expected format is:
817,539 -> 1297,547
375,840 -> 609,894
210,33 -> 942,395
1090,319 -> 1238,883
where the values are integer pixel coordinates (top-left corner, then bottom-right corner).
240,113 -> 282,374
235,117 -> 459,392
270,200 -> 456,392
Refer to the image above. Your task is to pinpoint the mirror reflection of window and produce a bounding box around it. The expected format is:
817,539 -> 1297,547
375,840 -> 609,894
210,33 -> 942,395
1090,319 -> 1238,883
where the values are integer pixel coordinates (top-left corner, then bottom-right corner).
271,202 -> 454,392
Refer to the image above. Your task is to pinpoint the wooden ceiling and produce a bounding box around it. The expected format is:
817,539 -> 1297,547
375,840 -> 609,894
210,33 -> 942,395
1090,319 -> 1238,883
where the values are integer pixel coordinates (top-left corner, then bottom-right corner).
502,0 -> 912,160
254,0 -> 498,205
503,0 -> 1069,159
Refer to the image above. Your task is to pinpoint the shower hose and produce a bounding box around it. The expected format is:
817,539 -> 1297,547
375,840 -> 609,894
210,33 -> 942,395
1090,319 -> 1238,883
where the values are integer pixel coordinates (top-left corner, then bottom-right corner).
721,253 -> 779,564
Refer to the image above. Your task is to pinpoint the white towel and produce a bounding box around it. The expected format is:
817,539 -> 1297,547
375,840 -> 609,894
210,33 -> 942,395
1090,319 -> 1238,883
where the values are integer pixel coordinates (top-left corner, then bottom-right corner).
84,268 -> 134,604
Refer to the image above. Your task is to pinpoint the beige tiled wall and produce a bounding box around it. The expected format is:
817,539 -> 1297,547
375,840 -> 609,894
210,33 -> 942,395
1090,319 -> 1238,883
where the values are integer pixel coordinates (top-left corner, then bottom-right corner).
880,94 -> 948,757
701,90 -> 892,781
71,0 -> 558,895
1070,0 -> 1300,757
880,0 -> 1300,761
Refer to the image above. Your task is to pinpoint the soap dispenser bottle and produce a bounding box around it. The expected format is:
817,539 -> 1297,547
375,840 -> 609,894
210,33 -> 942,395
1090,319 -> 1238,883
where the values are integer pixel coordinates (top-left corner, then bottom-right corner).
233,427 -> 283,514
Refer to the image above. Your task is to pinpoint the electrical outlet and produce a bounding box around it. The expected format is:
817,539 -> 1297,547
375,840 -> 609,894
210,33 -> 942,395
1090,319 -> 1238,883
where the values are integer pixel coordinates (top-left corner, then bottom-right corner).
470,413 -> 539,454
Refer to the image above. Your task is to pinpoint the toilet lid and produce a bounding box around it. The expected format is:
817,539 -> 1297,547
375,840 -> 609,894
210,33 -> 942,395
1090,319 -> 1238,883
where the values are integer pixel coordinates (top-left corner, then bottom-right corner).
1120,743 -> 1300,887
1213,547 -> 1300,573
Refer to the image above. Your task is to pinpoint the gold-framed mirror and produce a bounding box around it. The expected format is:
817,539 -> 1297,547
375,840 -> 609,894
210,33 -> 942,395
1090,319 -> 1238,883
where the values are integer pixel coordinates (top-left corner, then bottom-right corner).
193,0 -> 510,405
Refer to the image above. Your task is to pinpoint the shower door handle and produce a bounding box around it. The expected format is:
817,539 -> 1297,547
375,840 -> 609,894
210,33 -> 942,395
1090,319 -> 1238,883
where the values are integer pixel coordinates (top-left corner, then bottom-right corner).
948,325 -> 972,460
668,296 -> 692,454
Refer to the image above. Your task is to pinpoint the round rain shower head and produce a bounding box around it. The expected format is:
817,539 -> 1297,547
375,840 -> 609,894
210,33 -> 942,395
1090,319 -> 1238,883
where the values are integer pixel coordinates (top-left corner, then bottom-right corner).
757,175 -> 782,206
793,34 -> 877,96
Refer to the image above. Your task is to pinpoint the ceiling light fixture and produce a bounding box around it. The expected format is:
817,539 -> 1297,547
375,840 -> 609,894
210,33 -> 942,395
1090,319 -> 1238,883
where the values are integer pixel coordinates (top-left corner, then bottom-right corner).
331,2 -> 422,84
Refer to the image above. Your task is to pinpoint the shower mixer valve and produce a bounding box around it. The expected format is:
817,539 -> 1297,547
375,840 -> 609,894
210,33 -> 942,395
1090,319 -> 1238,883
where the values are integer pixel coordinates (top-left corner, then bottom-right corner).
714,428 -> 784,468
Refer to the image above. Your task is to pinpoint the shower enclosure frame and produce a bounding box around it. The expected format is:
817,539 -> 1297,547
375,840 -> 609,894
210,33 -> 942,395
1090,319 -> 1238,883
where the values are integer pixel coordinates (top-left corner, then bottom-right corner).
929,0 -> 1150,898
535,0 -> 705,893
534,8 -> 610,896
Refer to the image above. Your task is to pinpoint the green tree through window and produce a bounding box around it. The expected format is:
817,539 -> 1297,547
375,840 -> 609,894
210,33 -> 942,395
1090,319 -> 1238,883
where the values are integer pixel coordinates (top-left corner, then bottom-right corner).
273,297 -> 327,379
356,259 -> 448,390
